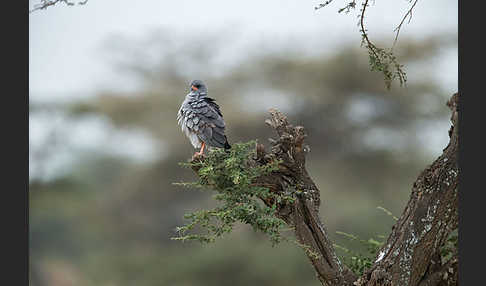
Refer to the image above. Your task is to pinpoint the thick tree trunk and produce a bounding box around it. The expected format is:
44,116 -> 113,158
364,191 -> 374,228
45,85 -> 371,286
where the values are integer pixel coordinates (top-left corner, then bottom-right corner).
192,93 -> 459,286
357,93 -> 459,285
355,93 -> 459,285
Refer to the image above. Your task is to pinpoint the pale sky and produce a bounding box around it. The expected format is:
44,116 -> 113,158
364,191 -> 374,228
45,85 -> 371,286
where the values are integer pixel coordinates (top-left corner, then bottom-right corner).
29,0 -> 458,182
29,0 -> 457,102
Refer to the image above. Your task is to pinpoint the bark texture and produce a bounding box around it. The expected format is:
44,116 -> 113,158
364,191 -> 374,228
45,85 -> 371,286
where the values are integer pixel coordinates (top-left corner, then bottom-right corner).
355,92 -> 459,285
191,93 -> 459,286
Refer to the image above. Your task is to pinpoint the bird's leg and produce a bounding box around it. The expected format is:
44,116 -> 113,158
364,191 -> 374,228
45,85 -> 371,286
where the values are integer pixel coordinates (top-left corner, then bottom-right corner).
194,142 -> 206,157
200,142 -> 206,154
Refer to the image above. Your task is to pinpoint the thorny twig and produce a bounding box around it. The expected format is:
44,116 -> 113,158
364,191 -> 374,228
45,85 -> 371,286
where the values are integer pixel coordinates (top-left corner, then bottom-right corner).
314,0 -> 335,10
359,0 -> 380,61
392,0 -> 420,49
29,0 -> 88,13
315,0 -> 358,14
315,0 -> 409,88
338,1 -> 357,14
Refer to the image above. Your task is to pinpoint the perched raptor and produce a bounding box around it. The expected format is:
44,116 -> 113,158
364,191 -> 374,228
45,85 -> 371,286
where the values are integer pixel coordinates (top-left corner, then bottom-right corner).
177,80 -> 231,157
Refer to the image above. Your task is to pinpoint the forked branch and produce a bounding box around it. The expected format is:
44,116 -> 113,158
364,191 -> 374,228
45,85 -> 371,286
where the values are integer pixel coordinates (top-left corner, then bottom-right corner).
187,93 -> 459,286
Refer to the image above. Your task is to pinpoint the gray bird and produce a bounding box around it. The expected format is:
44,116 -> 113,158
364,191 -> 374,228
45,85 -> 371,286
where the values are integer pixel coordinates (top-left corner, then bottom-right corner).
177,80 -> 231,156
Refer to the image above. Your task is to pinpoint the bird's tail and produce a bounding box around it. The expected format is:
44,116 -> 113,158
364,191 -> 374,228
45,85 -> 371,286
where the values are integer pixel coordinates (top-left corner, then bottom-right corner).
224,136 -> 231,151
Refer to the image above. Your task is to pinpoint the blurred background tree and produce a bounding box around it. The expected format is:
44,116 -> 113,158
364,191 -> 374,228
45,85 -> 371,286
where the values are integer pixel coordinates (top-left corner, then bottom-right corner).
29,1 -> 457,285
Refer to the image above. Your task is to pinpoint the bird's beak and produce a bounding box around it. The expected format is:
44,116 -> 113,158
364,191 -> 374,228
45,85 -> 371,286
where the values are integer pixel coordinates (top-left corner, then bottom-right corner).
191,85 -> 198,91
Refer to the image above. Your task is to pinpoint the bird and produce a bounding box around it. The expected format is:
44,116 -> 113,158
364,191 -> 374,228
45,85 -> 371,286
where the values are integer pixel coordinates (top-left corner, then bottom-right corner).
177,80 -> 231,157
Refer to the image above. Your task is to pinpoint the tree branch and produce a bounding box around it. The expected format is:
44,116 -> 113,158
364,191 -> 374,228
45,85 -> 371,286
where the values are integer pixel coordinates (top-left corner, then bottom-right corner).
188,93 -> 459,286
29,0 -> 88,13
393,0 -> 420,49
190,108 -> 358,285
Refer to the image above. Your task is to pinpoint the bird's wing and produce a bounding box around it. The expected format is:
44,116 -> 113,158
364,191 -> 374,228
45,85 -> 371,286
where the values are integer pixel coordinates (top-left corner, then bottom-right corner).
203,97 -> 223,117
188,98 -> 228,148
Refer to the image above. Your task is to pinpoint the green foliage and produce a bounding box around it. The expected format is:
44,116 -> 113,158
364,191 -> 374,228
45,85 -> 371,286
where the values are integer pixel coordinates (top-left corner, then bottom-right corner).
333,206 -> 397,275
173,141 -> 293,245
333,231 -> 384,276
376,206 -> 399,221
358,0 -> 407,90
440,229 -> 458,264
363,41 -> 407,90
316,0 -> 408,89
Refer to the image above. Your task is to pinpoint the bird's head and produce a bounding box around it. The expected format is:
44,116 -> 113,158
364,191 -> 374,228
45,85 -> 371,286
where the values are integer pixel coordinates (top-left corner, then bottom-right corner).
189,80 -> 207,94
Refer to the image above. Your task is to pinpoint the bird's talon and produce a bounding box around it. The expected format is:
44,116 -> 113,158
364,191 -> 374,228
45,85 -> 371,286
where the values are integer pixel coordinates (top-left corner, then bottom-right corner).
192,152 -> 204,160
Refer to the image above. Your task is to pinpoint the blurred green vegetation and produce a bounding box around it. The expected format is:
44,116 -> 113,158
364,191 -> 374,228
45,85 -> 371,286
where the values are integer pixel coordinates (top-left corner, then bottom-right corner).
29,31 -> 456,286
